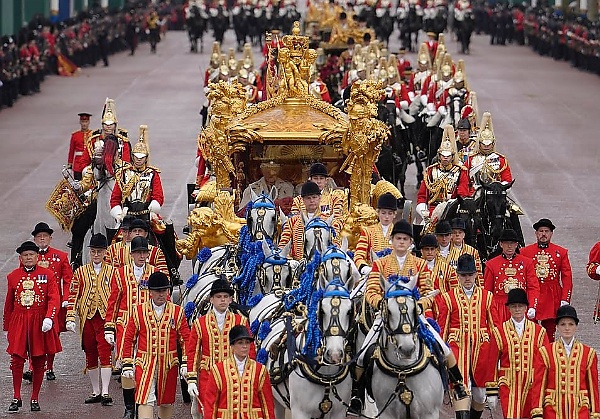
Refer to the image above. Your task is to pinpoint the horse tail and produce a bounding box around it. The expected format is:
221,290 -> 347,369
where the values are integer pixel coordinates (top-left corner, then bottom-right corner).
103,135 -> 119,176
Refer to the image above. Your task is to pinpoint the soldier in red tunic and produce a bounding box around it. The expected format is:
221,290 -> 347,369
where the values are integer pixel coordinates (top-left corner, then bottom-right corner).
483,229 -> 540,326
121,272 -> 191,419
4,241 -> 61,413
67,112 -> 93,180
31,222 -> 72,381
203,325 -> 275,419
66,233 -> 116,406
530,305 -> 600,419
520,218 -> 572,341
186,279 -> 254,418
489,288 -> 549,419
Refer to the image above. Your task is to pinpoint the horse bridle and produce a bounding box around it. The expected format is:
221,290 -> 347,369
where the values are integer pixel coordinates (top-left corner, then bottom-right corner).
257,251 -> 292,293
383,288 -> 418,337
304,218 -> 333,256
249,198 -> 276,241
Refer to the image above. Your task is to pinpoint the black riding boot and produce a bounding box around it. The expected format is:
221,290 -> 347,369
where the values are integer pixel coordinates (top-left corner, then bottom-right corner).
455,410 -> 470,419
470,408 -> 483,419
447,365 -> 469,400
122,388 -> 135,419
347,366 -> 365,416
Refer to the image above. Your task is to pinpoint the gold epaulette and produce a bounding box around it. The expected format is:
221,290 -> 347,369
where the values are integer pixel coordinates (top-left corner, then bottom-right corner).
104,321 -> 116,332
91,129 -> 102,136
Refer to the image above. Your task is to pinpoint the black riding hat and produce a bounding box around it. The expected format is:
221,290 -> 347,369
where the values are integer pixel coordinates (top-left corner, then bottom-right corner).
499,229 -> 519,243
210,278 -> 235,296
435,221 -> 452,235
31,222 -> 54,237
130,218 -> 149,232
419,234 -> 438,249
89,233 -> 108,249
309,162 -> 328,178
555,304 -> 579,325
301,181 -> 321,197
456,118 -> 471,130
532,218 -> 556,231
130,236 -> 149,253
229,325 -> 254,344
456,254 -> 477,274
148,272 -> 171,290
377,193 -> 398,211
450,218 -> 466,231
391,219 -> 412,238
506,288 -> 529,306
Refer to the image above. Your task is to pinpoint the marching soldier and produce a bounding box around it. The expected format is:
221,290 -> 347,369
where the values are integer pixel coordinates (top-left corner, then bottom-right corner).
416,126 -> 471,222
121,272 -> 191,419
67,112 -> 93,180
489,288 -> 549,419
105,218 -> 168,274
448,218 -> 483,283
104,236 -> 156,419
530,305 -> 600,419
31,222 -> 72,381
433,254 -> 496,419
147,10 -> 160,54
420,233 -> 458,293
290,162 -> 344,219
203,325 -> 275,419
484,229 -> 540,326
4,241 -> 61,413
110,125 -> 164,223
520,218 -> 572,341
66,233 -> 115,406
279,181 -> 338,261
353,193 -> 398,276
186,279 -> 254,418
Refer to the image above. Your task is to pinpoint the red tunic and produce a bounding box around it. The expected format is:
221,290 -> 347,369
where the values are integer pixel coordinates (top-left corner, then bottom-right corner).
483,254 -> 540,326
105,241 -> 168,274
68,130 -> 93,173
433,287 -> 496,387
3,265 -> 62,358
417,164 -> 471,212
586,241 -> 600,281
110,166 -> 165,210
38,246 -> 73,332
530,340 -> 600,419
122,301 -> 191,405
490,319 -> 548,419
204,357 -> 276,419
520,243 -> 572,320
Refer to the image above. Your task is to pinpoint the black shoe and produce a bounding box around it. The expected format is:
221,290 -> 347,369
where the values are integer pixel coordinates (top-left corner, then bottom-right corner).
101,394 -> 113,406
453,382 -> 469,400
8,399 -> 22,412
22,370 -> 32,382
123,405 -> 135,419
46,370 -> 56,381
346,397 -> 363,417
30,400 -> 40,412
85,393 -> 102,404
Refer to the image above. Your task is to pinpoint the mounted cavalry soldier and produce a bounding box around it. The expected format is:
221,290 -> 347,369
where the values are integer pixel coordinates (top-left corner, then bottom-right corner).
520,218 -> 572,341
88,98 -> 131,165
349,220 -> 469,416
110,125 -> 164,224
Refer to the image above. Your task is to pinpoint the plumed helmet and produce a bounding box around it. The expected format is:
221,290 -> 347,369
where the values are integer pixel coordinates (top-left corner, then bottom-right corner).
477,112 -> 496,147
132,125 -> 150,159
101,98 -> 118,125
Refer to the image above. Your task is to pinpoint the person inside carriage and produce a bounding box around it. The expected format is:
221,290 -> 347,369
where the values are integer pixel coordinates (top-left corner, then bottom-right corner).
353,192 -> 399,276
348,220 -> 469,416
239,161 -> 294,209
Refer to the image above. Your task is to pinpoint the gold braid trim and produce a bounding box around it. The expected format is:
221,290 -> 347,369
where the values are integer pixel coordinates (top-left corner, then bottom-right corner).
423,166 -> 461,205
118,167 -> 141,205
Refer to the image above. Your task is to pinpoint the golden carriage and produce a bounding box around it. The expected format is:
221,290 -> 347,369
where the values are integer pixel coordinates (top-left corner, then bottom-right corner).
176,22 -> 402,259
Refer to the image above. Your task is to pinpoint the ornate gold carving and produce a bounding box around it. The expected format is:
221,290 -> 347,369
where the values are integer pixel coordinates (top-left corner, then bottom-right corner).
45,179 -> 87,231
340,203 -> 379,251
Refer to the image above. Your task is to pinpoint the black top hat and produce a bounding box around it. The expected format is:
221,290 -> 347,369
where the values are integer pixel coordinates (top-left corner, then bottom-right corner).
450,218 -> 466,231
434,221 -> 452,235
377,193 -> 398,211
419,234 -> 438,249
309,162 -> 328,178
16,241 -> 40,254
456,118 -> 471,130
121,215 -> 135,230
210,278 -> 235,296
31,222 -> 54,236
229,325 -> 254,345
301,181 -> 322,197
89,233 -> 108,249
130,236 -> 149,253
532,218 -> 556,231
505,288 -> 529,306
456,254 -> 477,274
147,271 -> 171,290
391,219 -> 413,238
130,218 -> 149,232
499,229 -> 519,242
555,304 -> 579,325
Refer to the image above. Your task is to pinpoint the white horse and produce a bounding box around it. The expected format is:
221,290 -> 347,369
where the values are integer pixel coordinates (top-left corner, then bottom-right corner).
302,215 -> 334,261
369,275 -> 444,419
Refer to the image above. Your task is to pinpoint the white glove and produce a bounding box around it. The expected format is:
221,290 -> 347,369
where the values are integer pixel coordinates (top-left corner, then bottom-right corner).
179,365 -> 188,378
104,332 -> 115,345
400,100 -> 409,110
187,382 -> 199,397
66,321 -> 76,333
425,289 -> 440,298
360,266 -> 372,276
420,94 -> 429,107
596,265 -> 600,275
416,202 -> 429,219
110,205 -> 124,222
61,301 -> 69,308
487,395 -> 498,410
148,200 -> 161,214
527,308 -> 536,319
42,318 -> 53,332
122,369 -> 134,380
560,300 -> 569,307
438,106 -> 447,116
3,331 -> 7,339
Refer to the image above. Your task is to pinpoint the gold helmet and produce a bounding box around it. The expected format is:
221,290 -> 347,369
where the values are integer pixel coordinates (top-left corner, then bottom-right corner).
477,112 -> 496,147
101,98 -> 117,126
242,43 -> 254,69
132,125 -> 150,159
438,33 -> 446,49
433,43 -> 446,73
210,41 -> 221,68
440,53 -> 453,79
438,125 -> 459,165
219,54 -> 229,78
454,59 -> 467,87
386,54 -> 400,81
227,48 -> 237,72
417,42 -> 432,68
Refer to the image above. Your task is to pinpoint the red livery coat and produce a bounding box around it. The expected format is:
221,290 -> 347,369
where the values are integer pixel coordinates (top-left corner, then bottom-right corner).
68,129 -> 93,173
38,246 -> 73,332
3,265 -> 62,358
